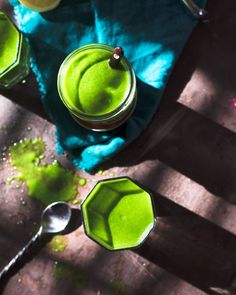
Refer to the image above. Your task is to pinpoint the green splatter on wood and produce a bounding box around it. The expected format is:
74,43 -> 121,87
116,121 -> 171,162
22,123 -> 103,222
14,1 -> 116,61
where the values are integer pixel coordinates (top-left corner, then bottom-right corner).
48,235 -> 68,253
79,178 -> 86,186
54,261 -> 87,288
6,175 -> 23,184
9,138 -> 80,205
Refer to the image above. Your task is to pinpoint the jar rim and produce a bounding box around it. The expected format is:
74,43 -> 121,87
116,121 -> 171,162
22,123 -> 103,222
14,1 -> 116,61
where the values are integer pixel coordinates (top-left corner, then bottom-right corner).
57,43 -> 136,122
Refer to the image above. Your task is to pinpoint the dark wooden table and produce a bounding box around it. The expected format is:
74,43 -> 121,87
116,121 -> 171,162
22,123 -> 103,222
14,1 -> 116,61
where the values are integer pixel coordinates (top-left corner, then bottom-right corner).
0,1 -> 236,294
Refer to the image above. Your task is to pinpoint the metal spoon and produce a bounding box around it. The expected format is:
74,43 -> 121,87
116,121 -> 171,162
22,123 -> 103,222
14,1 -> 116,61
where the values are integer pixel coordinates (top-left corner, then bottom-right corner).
181,0 -> 207,19
0,201 -> 71,280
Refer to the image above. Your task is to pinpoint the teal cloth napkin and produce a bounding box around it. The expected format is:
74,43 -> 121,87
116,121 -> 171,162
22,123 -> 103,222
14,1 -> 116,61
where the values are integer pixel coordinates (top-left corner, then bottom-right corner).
10,0 -> 206,172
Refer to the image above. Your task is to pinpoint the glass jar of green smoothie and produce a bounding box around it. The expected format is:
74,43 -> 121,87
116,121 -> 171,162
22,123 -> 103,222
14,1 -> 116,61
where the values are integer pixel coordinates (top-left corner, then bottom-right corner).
57,44 -> 137,131
81,177 -> 156,251
0,11 -> 30,89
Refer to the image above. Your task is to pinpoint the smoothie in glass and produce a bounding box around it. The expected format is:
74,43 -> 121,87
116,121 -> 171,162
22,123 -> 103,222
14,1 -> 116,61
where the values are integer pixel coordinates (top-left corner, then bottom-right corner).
57,44 -> 136,131
0,11 -> 30,89
81,177 -> 155,251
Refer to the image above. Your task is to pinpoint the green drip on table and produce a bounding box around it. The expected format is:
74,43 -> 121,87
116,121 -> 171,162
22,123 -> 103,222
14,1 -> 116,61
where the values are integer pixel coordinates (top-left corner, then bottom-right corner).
79,178 -> 86,186
54,261 -> 87,288
48,235 -> 68,253
10,138 -> 80,205
71,199 -> 81,205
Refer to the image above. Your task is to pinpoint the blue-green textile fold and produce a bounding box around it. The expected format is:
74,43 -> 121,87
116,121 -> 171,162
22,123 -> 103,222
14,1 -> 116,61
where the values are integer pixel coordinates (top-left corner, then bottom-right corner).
9,0 -> 206,172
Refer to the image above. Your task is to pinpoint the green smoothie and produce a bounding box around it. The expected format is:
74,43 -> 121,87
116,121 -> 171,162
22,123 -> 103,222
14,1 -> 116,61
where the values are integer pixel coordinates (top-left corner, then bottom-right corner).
9,138 -> 80,205
0,11 -> 30,89
0,13 -> 19,73
59,47 -> 130,116
81,177 -> 155,250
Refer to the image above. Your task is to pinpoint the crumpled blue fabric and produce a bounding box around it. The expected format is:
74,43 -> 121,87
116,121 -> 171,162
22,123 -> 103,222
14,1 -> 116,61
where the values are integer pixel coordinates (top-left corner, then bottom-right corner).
9,0 -> 206,172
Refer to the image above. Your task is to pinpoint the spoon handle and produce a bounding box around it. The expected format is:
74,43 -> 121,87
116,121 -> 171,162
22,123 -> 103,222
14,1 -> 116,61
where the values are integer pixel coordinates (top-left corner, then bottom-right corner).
0,227 -> 43,281
181,0 -> 207,19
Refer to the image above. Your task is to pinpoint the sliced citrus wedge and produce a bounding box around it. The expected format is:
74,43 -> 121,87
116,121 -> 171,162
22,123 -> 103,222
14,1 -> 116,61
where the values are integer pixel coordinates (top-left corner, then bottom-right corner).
19,0 -> 61,12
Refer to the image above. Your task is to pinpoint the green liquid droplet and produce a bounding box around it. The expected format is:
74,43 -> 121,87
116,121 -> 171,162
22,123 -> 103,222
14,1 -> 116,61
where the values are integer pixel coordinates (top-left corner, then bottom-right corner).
20,197 -> 27,206
53,261 -> 87,288
10,138 -> 79,205
79,178 -> 86,186
71,199 -> 81,205
6,174 -> 22,185
48,235 -> 68,253
2,146 -> 7,152
15,183 -> 21,189
109,172 -> 116,177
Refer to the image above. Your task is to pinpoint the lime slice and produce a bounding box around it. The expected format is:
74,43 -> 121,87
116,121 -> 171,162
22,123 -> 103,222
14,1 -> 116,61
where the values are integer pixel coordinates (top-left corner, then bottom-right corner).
19,0 -> 61,12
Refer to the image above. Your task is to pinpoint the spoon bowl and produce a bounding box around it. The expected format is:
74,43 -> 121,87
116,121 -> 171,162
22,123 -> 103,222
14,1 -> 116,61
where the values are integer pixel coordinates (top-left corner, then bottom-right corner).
0,201 -> 72,281
41,201 -> 72,234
